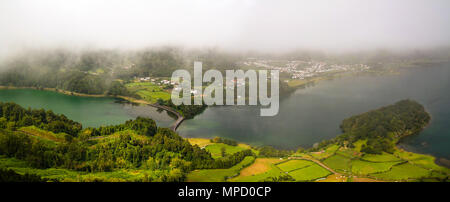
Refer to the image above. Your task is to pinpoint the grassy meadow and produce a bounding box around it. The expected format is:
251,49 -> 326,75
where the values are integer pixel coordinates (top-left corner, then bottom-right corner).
125,82 -> 171,104
186,156 -> 255,182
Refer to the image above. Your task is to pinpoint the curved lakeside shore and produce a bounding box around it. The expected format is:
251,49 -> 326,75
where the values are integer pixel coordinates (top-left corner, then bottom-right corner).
394,112 -> 450,169
0,85 -> 184,132
1,64 -> 449,166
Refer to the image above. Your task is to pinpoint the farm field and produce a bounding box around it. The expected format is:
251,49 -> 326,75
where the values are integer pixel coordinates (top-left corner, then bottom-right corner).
350,160 -> 400,175
323,154 -> 351,173
288,164 -> 332,181
186,138 -> 212,148
394,149 -> 450,173
204,143 -> 249,159
310,144 -> 340,160
125,82 -> 171,104
235,158 -> 284,178
336,148 -> 360,159
370,163 -> 431,181
186,156 -> 255,182
229,161 -> 285,182
276,160 -> 314,172
361,152 -> 402,162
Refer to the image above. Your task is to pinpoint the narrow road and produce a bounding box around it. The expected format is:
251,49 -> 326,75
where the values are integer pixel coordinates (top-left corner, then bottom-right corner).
288,156 -> 342,175
116,96 -> 185,132
85,104 -> 184,141
148,103 -> 184,131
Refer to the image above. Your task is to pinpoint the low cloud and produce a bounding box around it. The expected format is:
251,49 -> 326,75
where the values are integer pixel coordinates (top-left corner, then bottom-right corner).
0,0 -> 449,56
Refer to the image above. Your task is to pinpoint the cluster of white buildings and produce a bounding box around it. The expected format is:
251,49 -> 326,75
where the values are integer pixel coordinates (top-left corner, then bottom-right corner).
136,77 -> 178,86
244,59 -> 370,80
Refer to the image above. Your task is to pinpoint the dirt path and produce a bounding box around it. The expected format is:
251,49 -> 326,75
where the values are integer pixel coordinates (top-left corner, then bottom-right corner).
288,156 -> 341,175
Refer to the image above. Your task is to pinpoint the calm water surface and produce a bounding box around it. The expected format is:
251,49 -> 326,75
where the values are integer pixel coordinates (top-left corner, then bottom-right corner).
0,89 -> 176,128
178,63 -> 450,159
1,64 -> 449,159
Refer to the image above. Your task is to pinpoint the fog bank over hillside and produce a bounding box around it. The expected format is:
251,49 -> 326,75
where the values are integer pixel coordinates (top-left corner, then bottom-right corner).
1,0 -> 450,58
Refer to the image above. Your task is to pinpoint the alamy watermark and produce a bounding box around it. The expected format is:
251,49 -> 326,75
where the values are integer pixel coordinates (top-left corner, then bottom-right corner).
170,62 -> 279,116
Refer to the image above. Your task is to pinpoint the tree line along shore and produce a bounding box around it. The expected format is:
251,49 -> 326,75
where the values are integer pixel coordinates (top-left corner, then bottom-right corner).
0,99 -> 448,182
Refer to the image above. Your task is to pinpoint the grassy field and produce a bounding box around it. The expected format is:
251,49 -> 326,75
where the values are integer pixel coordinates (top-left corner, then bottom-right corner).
350,160 -> 400,175
370,163 -> 431,181
394,149 -> 427,161
235,158 -> 284,178
394,149 -> 450,173
336,148 -> 360,159
276,160 -> 314,172
361,152 -> 402,162
230,160 -> 286,182
288,164 -> 332,181
204,143 -> 248,159
187,137 -> 259,156
323,154 -> 351,173
186,138 -> 212,148
310,144 -> 340,160
186,156 -> 255,182
125,82 -> 171,104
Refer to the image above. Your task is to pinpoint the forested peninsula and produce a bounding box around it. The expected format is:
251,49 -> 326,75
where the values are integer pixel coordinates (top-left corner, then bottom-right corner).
0,100 -> 448,182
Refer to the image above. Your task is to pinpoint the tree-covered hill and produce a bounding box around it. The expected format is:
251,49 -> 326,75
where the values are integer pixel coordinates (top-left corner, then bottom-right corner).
0,102 -> 254,182
315,100 -> 431,154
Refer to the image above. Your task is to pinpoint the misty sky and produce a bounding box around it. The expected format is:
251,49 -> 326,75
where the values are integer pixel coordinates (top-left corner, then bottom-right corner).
1,0 -> 449,54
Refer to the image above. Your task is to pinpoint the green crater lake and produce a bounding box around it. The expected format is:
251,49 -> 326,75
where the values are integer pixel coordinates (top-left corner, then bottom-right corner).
0,63 -> 449,160
0,89 -> 176,128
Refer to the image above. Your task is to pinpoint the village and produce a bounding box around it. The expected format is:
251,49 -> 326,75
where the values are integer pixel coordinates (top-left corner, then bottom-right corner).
134,72 -> 259,97
243,59 -> 371,80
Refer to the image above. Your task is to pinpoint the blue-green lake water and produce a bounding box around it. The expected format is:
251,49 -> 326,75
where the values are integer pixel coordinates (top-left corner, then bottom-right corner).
0,89 -> 176,128
178,63 -> 450,160
0,63 -> 449,160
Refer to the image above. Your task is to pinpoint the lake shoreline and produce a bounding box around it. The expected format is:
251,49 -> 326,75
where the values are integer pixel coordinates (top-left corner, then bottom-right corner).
0,86 -> 185,131
0,87 -> 447,168
1,63 -> 449,164
394,109 -> 450,169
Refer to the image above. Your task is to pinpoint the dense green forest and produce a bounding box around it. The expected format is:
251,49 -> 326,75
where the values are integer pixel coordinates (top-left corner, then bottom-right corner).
0,102 -> 82,136
313,100 -> 431,154
0,102 -> 254,182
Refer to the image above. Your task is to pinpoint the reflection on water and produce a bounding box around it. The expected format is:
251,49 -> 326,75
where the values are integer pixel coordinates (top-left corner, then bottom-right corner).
1,64 -> 449,160
0,90 -> 176,128
178,63 -> 450,160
